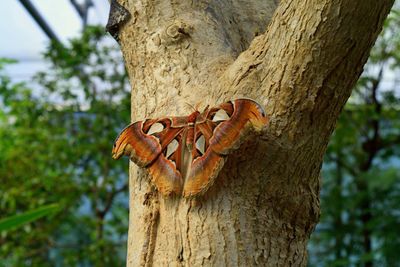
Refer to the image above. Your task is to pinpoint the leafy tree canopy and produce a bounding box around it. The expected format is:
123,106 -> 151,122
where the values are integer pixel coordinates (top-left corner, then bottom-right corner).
309,7 -> 400,267
0,26 -> 130,266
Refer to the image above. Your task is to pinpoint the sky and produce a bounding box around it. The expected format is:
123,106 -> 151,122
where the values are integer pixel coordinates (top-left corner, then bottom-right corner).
0,0 -> 110,82
0,0 -> 398,96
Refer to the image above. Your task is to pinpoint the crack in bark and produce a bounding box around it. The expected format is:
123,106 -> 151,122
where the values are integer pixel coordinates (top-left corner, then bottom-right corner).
185,200 -> 193,263
140,195 -> 160,267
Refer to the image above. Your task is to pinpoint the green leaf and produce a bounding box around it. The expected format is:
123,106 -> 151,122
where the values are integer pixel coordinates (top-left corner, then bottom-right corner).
0,204 -> 59,232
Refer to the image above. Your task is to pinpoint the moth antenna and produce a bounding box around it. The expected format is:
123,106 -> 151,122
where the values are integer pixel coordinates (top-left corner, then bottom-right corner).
185,102 -> 197,112
195,102 -> 204,111
202,104 -> 210,112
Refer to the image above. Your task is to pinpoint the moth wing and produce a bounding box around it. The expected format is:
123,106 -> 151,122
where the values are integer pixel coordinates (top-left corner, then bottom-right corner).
209,99 -> 268,155
183,148 -> 225,197
112,120 -> 162,167
113,118 -> 186,195
182,119 -> 225,197
148,154 -> 182,195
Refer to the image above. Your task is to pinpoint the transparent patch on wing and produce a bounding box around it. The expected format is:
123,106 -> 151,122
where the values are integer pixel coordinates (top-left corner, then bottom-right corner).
147,122 -> 164,135
166,139 -> 179,158
212,109 -> 230,122
196,135 -> 206,155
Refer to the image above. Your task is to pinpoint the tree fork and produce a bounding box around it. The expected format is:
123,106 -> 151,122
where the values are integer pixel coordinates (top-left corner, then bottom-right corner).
112,0 -> 394,266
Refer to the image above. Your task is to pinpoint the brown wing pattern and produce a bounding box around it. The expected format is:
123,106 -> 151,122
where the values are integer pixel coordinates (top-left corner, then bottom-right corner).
182,99 -> 268,196
112,98 -> 268,197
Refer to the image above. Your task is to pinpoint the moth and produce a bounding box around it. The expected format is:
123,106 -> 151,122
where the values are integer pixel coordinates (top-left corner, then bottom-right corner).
112,98 -> 268,197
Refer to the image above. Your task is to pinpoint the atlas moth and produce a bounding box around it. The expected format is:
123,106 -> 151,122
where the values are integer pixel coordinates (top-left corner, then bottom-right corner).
112,98 -> 268,197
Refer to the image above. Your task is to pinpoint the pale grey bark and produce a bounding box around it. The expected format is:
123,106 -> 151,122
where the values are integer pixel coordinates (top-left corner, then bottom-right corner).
115,0 -> 394,266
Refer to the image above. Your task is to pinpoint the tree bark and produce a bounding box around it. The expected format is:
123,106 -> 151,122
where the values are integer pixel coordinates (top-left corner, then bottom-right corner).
114,0 -> 394,266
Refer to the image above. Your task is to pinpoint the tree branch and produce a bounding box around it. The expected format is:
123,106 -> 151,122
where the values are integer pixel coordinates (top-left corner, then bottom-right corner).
222,0 -> 393,143
217,0 -> 394,184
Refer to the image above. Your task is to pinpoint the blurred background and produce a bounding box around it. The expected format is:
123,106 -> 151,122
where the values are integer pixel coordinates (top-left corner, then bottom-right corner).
0,1 -> 399,266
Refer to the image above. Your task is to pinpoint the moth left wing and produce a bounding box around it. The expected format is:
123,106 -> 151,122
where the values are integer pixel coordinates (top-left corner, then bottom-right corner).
112,117 -> 186,195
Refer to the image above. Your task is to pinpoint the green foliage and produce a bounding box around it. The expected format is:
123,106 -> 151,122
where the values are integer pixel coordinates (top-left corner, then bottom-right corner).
0,204 -> 59,232
309,6 -> 400,267
0,26 -> 130,266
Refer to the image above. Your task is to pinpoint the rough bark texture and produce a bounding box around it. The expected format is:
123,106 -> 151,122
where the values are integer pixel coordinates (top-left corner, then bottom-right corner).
115,0 -> 394,266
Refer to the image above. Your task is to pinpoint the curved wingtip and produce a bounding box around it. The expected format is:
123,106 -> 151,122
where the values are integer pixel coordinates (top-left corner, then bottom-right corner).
112,127 -> 131,160
112,142 -> 127,160
237,98 -> 269,131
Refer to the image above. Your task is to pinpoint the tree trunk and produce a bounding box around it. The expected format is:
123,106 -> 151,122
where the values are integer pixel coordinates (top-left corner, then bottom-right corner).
113,0 -> 394,266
